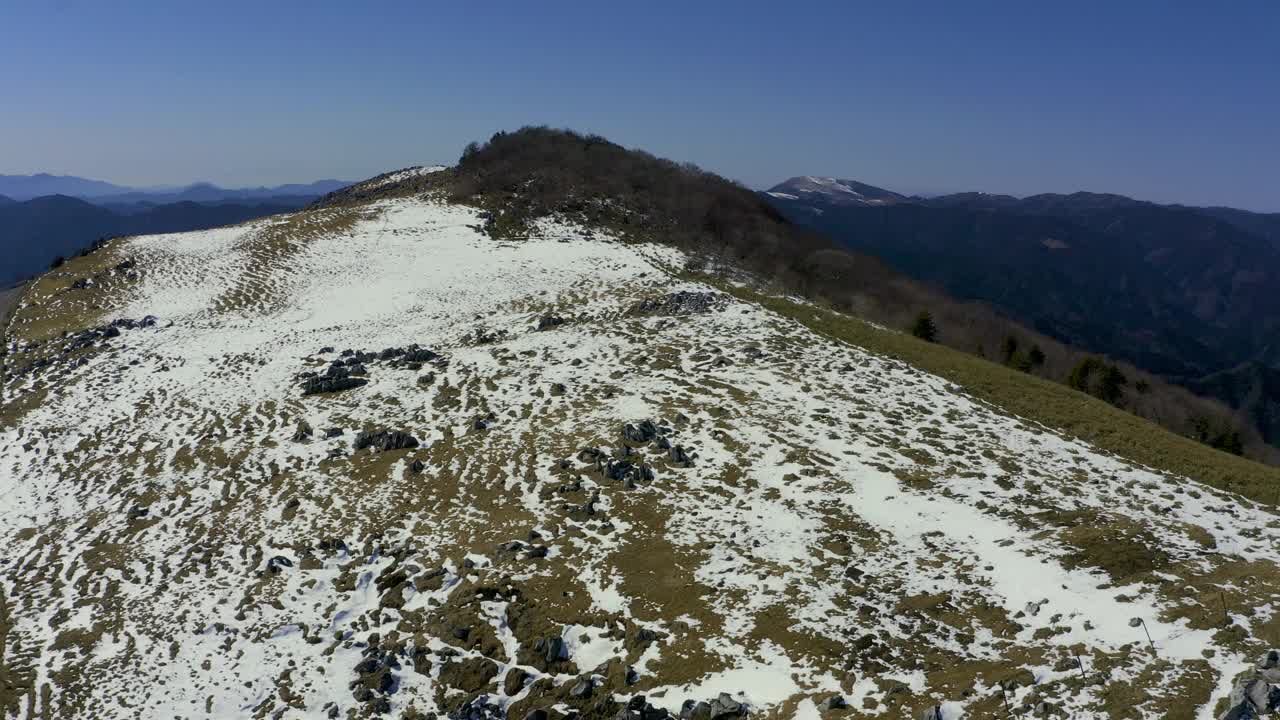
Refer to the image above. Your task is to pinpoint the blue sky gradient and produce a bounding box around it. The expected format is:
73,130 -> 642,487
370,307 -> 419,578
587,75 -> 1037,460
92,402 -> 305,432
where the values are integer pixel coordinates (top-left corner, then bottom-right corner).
2,1 -> 1277,208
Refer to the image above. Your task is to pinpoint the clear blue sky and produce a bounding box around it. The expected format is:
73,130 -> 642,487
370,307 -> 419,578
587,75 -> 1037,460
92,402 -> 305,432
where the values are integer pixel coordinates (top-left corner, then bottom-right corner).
2,1 -> 1277,209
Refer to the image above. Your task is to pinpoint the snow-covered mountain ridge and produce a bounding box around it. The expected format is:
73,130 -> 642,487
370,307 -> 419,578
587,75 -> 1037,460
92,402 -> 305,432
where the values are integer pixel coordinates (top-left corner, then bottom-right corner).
2,172 -> 1279,719
765,178 -> 906,207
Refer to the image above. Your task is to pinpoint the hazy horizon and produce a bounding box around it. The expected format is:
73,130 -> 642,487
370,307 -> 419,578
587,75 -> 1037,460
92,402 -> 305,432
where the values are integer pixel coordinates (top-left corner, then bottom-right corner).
3,1 -> 1277,210
2,166 -> 1259,211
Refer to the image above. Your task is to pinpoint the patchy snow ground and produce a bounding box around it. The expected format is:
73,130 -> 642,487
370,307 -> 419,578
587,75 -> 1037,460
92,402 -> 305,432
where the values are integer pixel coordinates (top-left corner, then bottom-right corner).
2,197 -> 1278,720
358,165 -> 448,192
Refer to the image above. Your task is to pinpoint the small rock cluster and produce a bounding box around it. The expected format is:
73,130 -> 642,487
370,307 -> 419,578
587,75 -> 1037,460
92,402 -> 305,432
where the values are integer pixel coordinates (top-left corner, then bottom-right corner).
677,693 -> 749,720
7,315 -> 160,379
463,327 -> 508,346
353,430 -> 421,452
623,419 -> 696,468
65,256 -> 140,292
577,446 -> 654,490
297,343 -> 446,396
631,291 -> 728,317
1220,650 -> 1280,719
349,637 -> 421,716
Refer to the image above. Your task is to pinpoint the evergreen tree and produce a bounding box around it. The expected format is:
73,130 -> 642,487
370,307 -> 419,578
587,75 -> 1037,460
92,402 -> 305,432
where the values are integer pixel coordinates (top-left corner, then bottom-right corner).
910,311 -> 938,342
1212,431 -> 1244,456
1000,335 -> 1018,364
1097,364 -> 1127,405
1067,357 -> 1099,392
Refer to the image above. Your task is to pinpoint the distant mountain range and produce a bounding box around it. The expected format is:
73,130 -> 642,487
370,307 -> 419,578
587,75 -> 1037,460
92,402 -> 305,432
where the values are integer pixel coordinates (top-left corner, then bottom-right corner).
0,194 -> 331,288
0,173 -> 357,288
0,173 -> 350,203
0,173 -> 130,200
764,177 -> 1280,449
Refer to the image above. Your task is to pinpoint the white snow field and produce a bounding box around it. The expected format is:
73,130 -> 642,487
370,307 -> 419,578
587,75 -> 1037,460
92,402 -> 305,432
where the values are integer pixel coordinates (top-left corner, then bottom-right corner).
1,196 -> 1277,719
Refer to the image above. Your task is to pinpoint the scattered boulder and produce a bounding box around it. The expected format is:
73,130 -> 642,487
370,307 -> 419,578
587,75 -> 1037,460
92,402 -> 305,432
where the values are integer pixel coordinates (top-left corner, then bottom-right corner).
679,700 -> 711,719
706,693 -> 746,719
623,420 -> 661,444
540,636 -> 568,663
1261,651 -> 1280,669
669,445 -> 694,467
633,628 -> 661,648
404,347 -> 440,363
449,693 -> 504,720
1218,655 -> 1280,719
536,315 -> 565,331
605,459 -> 654,485
292,420 -> 314,442
302,376 -> 369,395
568,676 -> 594,699
267,555 -> 293,574
504,667 -> 531,696
818,695 -> 848,712
437,658 -> 499,695
617,695 -> 673,720
354,430 -> 421,452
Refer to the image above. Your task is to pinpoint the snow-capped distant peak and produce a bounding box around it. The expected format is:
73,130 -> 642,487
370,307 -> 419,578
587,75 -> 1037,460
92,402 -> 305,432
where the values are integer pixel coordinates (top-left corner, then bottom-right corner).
803,176 -> 864,197
766,175 -> 906,206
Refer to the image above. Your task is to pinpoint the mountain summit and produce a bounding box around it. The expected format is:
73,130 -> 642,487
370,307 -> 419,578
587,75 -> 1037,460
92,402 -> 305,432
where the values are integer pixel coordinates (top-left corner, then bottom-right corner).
2,128 -> 1278,719
0,172 -> 131,200
766,176 -> 906,206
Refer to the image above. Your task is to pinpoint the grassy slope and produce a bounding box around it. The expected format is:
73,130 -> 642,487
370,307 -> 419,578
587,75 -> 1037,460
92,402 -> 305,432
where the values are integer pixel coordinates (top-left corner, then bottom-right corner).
0,284 -> 26,341
725,284 -> 1280,507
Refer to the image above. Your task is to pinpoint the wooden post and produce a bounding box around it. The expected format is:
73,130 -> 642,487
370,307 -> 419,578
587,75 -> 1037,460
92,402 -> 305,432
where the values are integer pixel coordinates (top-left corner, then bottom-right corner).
1133,618 -> 1155,653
